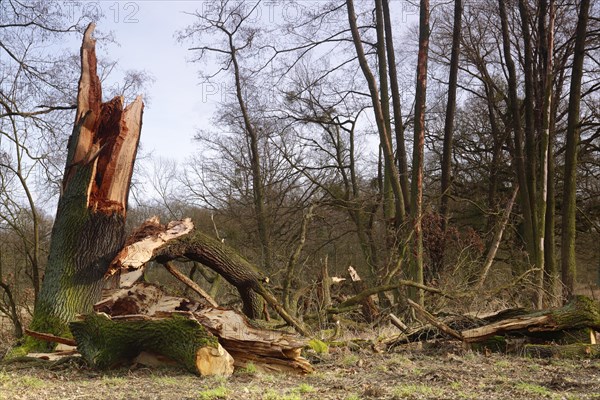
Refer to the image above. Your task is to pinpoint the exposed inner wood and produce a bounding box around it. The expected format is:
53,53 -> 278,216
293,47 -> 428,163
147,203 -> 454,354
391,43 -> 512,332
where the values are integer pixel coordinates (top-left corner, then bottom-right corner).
64,23 -> 144,217
95,282 -> 313,374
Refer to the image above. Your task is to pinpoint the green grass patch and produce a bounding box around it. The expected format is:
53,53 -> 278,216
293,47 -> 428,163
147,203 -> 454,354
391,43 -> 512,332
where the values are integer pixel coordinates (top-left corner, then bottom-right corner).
515,382 -> 556,398
262,389 -> 301,400
393,383 -> 445,398
198,385 -> 228,400
19,376 -> 45,389
238,362 -> 257,374
292,383 -> 315,394
341,354 -> 359,366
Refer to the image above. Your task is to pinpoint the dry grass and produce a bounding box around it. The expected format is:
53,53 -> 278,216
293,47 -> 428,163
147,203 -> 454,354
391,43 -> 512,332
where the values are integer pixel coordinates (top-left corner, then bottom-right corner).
2,328 -> 600,400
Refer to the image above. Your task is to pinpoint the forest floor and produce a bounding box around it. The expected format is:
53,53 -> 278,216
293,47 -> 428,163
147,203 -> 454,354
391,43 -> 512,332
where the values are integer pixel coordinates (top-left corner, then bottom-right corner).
1,330 -> 600,400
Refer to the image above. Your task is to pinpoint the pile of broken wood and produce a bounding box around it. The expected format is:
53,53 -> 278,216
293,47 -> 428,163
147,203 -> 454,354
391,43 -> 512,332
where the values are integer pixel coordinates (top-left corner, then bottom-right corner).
27,217 -> 313,376
25,216 -> 600,376
387,295 -> 600,359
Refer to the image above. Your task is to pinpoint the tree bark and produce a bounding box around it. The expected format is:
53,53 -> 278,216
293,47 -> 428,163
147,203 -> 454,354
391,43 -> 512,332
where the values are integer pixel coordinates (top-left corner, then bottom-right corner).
382,0 -> 410,211
95,282 -> 312,374
440,0 -> 462,232
462,296 -> 600,342
152,229 -> 266,319
346,0 -> 405,224
25,23 -> 143,351
498,0 -> 536,263
561,0 -> 590,302
408,0 -> 430,306
70,313 -> 234,376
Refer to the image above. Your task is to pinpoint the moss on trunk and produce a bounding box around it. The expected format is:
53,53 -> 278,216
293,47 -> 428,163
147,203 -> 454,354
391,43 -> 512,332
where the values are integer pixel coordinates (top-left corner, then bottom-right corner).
70,313 -> 223,374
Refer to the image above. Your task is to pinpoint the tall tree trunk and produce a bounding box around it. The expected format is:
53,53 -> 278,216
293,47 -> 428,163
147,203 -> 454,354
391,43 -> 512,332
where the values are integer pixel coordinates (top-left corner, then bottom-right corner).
227,34 -> 272,272
498,0 -> 536,263
440,0 -> 462,233
375,0 -> 395,224
382,0 -> 410,211
518,0 -> 542,308
346,0 -> 405,225
26,24 -> 143,350
409,0 -> 430,306
561,0 -> 590,302
537,0 -> 556,307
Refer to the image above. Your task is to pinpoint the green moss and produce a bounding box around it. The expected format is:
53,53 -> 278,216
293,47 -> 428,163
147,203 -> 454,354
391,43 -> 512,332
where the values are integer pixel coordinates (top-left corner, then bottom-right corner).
469,335 -> 507,353
5,313 -> 73,358
70,313 -> 219,374
551,296 -> 600,329
307,339 -> 329,354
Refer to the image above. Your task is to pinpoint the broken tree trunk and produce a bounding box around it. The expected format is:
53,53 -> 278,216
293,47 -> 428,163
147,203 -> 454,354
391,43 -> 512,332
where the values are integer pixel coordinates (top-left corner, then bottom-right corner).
25,23 -> 143,351
348,266 -> 380,323
106,218 -> 310,335
524,343 -> 600,359
107,218 -> 264,318
70,313 -> 234,376
462,296 -> 600,343
94,282 -> 313,374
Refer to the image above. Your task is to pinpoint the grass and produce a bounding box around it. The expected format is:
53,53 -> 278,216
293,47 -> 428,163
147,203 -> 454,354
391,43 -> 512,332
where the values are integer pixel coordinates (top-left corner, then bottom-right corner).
101,376 -> 127,385
292,383 -> 315,394
262,389 -> 301,400
341,354 -> 359,366
19,376 -> 46,389
238,362 -> 257,374
198,385 -> 228,400
515,382 -> 557,398
393,383 -> 446,398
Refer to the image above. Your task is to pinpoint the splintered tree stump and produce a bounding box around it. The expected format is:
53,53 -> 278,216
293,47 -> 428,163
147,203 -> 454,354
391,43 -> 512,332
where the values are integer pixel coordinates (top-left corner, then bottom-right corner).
94,282 -> 313,374
70,313 -> 234,376
26,22 -> 144,349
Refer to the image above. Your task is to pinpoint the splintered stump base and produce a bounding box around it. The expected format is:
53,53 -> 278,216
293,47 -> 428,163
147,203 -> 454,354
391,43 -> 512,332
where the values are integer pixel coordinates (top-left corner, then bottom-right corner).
70,313 -> 234,376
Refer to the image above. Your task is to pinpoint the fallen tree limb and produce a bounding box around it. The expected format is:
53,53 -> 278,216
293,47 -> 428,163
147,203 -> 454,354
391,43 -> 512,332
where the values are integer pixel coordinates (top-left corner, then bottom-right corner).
475,185 -> 518,290
334,281 -> 451,311
70,312 -> 234,376
108,218 -> 309,335
24,329 -> 77,347
407,299 -> 463,340
462,296 -> 600,343
163,261 -> 218,307
524,343 -> 600,359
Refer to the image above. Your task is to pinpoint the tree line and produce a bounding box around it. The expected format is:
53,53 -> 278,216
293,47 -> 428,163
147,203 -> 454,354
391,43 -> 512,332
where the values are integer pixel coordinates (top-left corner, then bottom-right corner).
1,0 -> 599,338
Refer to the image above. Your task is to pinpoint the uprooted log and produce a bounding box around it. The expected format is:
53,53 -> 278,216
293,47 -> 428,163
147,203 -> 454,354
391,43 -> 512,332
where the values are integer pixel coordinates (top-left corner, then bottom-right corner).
89,282 -> 312,374
106,217 -> 310,336
461,296 -> 600,343
70,313 -> 234,376
386,296 -> 600,357
523,343 -> 600,359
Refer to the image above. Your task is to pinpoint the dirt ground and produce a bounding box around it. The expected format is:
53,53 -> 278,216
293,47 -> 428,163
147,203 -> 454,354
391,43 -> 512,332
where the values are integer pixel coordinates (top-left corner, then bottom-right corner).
1,334 -> 600,400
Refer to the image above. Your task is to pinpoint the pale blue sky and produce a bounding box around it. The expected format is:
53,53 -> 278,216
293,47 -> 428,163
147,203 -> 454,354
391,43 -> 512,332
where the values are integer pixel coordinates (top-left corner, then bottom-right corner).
85,1 -> 211,160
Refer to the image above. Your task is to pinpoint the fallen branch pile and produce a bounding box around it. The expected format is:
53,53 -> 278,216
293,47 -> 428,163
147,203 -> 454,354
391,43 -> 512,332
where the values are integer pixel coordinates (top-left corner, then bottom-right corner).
388,296 -> 600,358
